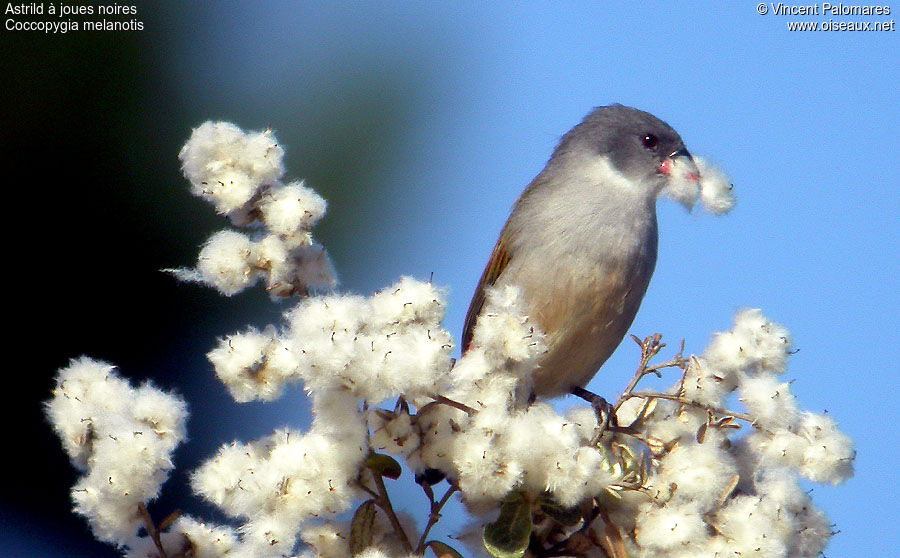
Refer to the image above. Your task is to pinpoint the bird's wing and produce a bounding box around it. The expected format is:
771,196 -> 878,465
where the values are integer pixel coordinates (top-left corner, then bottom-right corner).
461,228 -> 513,352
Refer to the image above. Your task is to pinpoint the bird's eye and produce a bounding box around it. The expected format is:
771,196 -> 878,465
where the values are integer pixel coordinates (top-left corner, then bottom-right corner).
642,134 -> 658,149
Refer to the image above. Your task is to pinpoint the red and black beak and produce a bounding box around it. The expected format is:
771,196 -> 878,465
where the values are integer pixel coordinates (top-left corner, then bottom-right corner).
658,147 -> 699,182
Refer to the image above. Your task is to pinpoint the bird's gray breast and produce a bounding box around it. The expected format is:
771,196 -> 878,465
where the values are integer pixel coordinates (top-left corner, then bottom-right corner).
500,168 -> 659,395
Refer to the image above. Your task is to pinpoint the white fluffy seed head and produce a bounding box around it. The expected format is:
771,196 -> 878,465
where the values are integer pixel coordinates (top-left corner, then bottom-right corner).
178,122 -> 284,216
173,121 -> 336,300
694,156 -> 736,215
280,278 -> 453,403
661,157 -> 701,211
795,411 -> 855,484
192,230 -> 258,296
467,285 -> 546,378
206,327 -> 305,402
259,180 -> 327,236
738,375 -> 799,429
652,440 -> 738,509
370,276 -> 447,327
45,358 -> 188,545
704,308 -> 792,376
45,357 -> 131,470
635,501 -> 711,551
679,356 -> 735,407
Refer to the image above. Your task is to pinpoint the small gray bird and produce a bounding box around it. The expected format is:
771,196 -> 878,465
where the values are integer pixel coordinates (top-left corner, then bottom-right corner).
462,104 -> 699,397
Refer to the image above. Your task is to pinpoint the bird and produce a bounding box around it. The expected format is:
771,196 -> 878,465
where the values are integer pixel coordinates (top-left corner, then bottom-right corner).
462,104 -> 699,398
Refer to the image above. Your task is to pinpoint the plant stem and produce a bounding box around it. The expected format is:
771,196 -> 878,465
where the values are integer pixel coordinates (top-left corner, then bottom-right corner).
593,335 -> 684,440
424,393 -> 477,416
626,391 -> 756,424
612,335 -> 683,415
371,470 -> 414,554
137,502 -> 168,558
415,483 -> 459,553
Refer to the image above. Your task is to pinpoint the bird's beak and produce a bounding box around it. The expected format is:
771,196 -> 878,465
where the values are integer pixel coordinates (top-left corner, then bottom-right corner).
658,147 -> 700,182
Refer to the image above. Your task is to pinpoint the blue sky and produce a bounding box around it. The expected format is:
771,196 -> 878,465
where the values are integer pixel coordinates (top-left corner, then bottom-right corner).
7,2 -> 897,556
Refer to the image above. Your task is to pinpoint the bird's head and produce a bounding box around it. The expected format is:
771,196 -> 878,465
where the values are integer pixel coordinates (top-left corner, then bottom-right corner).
556,104 -> 701,209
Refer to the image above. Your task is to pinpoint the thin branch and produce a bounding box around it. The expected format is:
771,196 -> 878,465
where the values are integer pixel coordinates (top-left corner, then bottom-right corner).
612,335 -> 685,415
421,393 -> 477,416
592,335 -> 685,440
370,469 -> 414,554
626,391 -> 756,424
137,502 -> 168,558
415,482 -> 459,553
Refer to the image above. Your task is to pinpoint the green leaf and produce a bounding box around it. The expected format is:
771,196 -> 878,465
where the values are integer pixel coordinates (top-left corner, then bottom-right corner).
539,497 -> 582,527
349,499 -> 377,554
426,540 -> 465,558
483,491 -> 532,558
366,453 -> 402,480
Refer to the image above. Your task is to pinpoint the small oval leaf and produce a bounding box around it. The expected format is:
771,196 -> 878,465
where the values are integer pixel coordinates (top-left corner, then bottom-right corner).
426,540 -> 465,558
349,499 -> 377,554
539,498 -> 582,527
483,491 -> 532,558
366,453 -> 402,480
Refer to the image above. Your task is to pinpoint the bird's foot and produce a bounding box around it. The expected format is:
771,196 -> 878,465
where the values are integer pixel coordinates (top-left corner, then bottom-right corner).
570,385 -> 618,439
